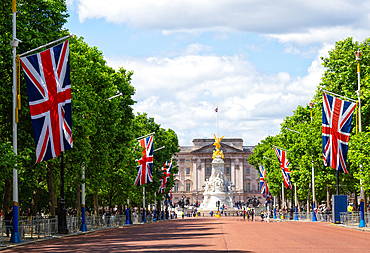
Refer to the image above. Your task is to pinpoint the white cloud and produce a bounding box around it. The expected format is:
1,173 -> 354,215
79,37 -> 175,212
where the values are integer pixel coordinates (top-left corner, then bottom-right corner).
267,26 -> 370,46
106,44 -> 326,146
72,0 -> 370,46
183,43 -> 213,55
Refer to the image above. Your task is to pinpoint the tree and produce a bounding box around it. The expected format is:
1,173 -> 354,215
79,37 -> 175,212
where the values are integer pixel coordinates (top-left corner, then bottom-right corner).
0,0 -> 69,214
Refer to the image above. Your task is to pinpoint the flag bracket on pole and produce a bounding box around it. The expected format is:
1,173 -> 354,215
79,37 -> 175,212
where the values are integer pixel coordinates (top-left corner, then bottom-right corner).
19,34 -> 73,57
320,89 -> 357,103
272,145 -> 288,152
137,132 -> 156,140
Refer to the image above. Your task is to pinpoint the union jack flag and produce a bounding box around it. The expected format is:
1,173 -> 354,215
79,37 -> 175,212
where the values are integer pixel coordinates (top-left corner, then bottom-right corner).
322,92 -> 356,174
20,40 -> 72,163
159,160 -> 172,193
259,164 -> 270,199
135,135 -> 154,186
274,147 -> 292,189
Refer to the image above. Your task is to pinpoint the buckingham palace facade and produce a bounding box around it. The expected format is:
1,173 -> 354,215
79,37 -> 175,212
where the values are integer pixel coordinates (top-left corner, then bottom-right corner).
172,138 -> 262,205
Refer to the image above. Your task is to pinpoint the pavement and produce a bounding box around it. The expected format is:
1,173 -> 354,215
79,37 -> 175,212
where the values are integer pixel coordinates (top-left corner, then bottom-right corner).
2,217 -> 370,252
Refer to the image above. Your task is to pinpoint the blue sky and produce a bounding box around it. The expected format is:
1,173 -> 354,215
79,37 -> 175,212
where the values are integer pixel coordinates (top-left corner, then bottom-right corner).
65,0 -> 370,146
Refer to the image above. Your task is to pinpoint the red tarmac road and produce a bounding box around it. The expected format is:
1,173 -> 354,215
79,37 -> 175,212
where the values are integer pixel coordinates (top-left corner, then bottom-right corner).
3,217 -> 370,252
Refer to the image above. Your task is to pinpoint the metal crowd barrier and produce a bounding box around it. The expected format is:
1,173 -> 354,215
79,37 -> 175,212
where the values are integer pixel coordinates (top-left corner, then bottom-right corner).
276,212 -> 332,222
340,212 -> 370,227
85,215 -> 127,230
1,212 -> 173,248
18,217 -> 58,241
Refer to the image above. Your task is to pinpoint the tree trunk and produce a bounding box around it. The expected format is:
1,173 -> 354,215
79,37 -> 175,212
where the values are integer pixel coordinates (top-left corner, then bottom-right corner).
76,182 -> 81,228
326,186 -> 331,208
118,203 -> 122,215
2,179 -> 12,217
31,180 -> 41,215
46,164 -> 56,217
94,190 -> 98,216
354,190 -> 358,211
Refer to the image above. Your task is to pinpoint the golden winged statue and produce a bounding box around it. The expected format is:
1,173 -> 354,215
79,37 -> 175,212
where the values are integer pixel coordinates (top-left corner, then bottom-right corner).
212,134 -> 225,159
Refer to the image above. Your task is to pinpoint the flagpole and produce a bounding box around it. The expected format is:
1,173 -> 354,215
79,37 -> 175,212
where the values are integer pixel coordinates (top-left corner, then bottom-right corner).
154,192 -> 157,222
282,182 -> 285,209
142,186 -> 146,223
356,50 -> 365,228
217,106 -> 219,137
294,183 -> 298,220
10,0 -> 21,243
309,103 -> 317,222
125,198 -> 131,225
80,164 -> 87,231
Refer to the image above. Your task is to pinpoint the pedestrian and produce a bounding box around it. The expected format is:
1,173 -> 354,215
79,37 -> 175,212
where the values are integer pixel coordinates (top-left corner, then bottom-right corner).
260,211 -> 264,222
5,207 -> 13,237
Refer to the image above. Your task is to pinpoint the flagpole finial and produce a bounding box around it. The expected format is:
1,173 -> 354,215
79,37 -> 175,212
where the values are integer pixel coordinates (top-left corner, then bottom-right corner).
355,50 -> 362,61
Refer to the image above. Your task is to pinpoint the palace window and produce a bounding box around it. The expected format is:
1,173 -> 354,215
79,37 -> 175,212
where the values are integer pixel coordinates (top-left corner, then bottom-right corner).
226,166 -> 230,175
245,166 -> 250,175
246,182 -> 250,191
174,183 -> 179,192
186,167 -> 191,175
257,182 -> 260,192
186,182 -> 191,192
206,167 -> 210,175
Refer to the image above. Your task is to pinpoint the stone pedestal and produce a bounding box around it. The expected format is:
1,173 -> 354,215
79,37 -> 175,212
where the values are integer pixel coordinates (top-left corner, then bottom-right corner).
200,155 -> 234,210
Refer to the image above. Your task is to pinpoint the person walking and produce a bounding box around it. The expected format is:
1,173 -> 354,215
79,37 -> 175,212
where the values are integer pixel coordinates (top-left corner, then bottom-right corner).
5,207 -> 13,237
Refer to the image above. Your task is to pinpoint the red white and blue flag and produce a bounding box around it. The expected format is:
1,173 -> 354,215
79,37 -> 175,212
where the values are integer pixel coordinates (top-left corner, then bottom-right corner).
322,92 -> 356,174
20,40 -> 72,163
135,135 -> 154,186
159,160 -> 172,193
215,107 -> 218,112
274,147 -> 292,189
259,164 -> 270,199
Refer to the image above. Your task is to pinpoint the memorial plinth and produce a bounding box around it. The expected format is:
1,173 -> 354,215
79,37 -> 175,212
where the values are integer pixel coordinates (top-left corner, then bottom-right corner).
200,154 -> 234,210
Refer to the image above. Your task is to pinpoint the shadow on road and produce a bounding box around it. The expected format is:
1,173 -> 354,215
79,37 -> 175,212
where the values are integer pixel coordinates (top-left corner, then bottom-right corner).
4,218 -> 247,252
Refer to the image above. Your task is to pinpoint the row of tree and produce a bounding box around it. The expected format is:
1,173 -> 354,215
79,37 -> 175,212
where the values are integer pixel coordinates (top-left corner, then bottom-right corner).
0,0 -> 179,218
248,37 -> 370,211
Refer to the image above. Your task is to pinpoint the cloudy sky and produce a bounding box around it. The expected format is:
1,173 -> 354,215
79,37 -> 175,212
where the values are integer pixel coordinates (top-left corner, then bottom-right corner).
65,0 -> 370,146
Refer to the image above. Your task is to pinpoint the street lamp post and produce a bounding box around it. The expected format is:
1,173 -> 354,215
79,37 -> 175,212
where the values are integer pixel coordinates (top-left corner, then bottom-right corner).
356,50 -> 366,228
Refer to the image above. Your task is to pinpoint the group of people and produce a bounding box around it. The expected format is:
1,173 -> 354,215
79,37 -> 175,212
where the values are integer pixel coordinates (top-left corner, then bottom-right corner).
241,208 -> 255,221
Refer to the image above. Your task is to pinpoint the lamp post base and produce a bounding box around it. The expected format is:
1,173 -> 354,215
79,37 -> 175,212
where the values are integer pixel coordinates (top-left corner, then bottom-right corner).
10,232 -> 21,243
80,224 -> 88,232
58,199 -> 69,234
